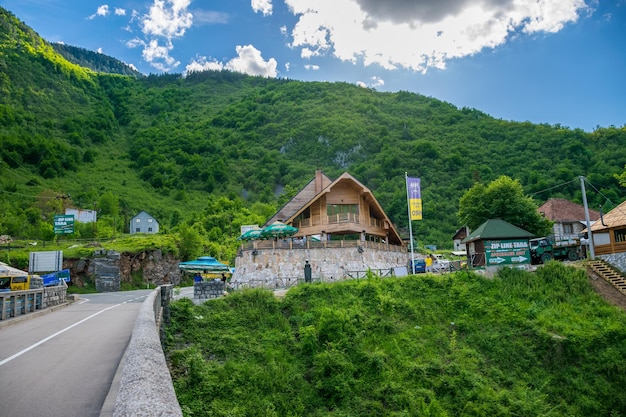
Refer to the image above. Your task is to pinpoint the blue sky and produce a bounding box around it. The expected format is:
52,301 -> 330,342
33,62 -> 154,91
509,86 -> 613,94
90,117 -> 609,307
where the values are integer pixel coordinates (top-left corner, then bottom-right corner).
1,0 -> 625,131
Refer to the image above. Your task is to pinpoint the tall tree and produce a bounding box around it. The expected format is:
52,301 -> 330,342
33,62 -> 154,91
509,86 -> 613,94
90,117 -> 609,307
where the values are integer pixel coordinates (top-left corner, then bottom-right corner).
458,176 -> 552,236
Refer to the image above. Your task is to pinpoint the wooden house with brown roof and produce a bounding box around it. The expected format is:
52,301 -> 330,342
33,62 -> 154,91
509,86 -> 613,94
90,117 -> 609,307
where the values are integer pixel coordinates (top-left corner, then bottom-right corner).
538,198 -> 600,240
232,170 -> 408,287
267,170 -> 404,246
587,199 -> 626,256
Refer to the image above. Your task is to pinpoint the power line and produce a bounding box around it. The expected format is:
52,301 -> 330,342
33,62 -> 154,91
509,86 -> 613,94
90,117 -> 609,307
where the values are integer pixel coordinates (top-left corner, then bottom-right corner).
583,177 -> 626,220
530,178 -> 578,196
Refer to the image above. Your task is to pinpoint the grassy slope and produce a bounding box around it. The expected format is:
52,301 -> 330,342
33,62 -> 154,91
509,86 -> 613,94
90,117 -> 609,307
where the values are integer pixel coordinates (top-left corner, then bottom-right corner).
165,263 -> 626,416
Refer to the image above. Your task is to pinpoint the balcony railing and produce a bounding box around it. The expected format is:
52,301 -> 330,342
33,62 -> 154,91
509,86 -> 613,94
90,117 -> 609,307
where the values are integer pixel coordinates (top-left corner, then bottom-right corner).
239,239 -> 405,253
292,215 -> 383,229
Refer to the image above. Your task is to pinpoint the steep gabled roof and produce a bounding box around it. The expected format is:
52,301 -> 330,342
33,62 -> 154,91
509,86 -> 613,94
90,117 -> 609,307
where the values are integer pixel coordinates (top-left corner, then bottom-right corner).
462,219 -> 534,243
265,171 -> 333,225
132,210 -> 154,219
538,198 -> 600,222
590,199 -> 626,231
267,171 -> 403,245
453,226 -> 468,240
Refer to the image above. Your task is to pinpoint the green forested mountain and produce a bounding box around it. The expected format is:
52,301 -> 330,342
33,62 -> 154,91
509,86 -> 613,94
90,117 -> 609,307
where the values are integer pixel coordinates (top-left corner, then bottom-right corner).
51,43 -> 144,78
1,6 -> 626,254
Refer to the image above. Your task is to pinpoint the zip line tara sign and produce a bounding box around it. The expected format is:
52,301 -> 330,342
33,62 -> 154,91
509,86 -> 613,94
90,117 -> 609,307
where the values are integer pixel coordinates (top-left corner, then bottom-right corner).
484,239 -> 530,266
54,214 -> 74,234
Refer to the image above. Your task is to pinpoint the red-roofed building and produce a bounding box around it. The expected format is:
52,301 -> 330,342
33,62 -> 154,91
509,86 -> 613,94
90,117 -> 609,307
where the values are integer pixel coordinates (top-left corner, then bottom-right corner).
538,198 -> 600,240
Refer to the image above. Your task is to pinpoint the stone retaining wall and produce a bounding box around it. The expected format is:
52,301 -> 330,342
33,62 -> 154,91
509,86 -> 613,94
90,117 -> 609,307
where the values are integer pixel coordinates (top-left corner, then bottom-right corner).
232,246 -> 408,288
194,280 -> 225,299
599,252 -> 626,273
43,285 -> 67,308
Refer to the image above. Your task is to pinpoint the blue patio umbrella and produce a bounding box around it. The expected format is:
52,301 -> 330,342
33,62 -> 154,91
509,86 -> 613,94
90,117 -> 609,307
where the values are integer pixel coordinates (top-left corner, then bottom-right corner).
178,256 -> 230,273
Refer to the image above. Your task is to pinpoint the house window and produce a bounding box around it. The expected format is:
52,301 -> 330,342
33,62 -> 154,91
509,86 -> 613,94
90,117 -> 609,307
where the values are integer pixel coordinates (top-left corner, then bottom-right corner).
148,227 -> 153,232
136,218 -> 141,223
327,204 -> 358,216
148,219 -> 153,223
563,223 -> 574,234
135,228 -> 141,232
614,228 -> 626,243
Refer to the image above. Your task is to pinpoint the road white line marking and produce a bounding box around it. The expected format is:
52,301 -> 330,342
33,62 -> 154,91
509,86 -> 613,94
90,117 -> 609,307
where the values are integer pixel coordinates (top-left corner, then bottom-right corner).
0,303 -> 122,367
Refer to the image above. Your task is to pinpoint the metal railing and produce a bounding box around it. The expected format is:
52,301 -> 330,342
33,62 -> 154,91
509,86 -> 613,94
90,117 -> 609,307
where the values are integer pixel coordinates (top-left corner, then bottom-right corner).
241,239 -> 404,253
0,283 -> 68,321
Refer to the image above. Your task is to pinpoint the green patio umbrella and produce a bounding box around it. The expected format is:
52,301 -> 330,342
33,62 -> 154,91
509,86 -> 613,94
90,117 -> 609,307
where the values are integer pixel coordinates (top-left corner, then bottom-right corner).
260,221 -> 298,239
237,228 -> 263,241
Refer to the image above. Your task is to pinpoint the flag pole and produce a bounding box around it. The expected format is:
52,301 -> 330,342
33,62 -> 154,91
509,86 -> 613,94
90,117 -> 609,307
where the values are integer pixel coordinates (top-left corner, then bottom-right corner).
406,172 -> 416,274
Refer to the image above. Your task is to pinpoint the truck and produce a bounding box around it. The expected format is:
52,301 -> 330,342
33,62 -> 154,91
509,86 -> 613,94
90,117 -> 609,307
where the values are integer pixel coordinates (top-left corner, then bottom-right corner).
529,236 -> 581,264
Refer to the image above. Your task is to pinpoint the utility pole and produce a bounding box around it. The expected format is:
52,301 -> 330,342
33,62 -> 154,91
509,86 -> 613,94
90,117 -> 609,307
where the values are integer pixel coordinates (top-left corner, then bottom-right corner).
580,176 -> 595,260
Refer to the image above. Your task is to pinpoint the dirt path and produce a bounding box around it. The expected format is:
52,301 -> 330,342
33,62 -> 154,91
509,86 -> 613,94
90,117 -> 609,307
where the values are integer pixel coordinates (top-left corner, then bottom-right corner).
587,268 -> 626,312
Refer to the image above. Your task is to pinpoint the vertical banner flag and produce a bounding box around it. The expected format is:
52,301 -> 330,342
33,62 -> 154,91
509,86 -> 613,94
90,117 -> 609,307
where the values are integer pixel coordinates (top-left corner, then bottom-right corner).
407,177 -> 422,220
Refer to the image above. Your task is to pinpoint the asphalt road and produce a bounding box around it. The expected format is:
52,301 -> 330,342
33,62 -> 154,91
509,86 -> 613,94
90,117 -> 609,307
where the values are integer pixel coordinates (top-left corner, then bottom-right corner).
0,289 -> 152,417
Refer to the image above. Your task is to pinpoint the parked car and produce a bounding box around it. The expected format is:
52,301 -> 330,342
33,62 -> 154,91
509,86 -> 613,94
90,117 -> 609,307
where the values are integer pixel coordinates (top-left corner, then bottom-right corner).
432,259 -> 451,272
408,259 -> 426,273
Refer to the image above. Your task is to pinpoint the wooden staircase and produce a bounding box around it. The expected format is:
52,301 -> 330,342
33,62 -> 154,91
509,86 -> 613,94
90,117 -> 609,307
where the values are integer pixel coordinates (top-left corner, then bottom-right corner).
587,259 -> 626,296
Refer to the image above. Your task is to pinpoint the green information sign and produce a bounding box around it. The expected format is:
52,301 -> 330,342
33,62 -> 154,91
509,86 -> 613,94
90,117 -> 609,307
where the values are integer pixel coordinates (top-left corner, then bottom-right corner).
54,215 -> 74,234
484,239 -> 530,266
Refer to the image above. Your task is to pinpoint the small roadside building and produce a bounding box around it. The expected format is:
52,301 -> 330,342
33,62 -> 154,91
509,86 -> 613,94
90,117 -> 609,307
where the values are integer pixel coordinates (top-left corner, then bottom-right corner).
452,226 -> 469,253
130,211 -> 159,234
462,219 -> 534,274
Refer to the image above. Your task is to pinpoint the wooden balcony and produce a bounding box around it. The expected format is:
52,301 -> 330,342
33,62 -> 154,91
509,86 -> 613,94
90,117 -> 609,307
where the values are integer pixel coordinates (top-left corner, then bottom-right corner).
292,214 -> 387,237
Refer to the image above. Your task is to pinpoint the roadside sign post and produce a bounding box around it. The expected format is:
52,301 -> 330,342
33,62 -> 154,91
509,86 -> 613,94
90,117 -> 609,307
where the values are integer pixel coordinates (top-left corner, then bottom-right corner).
54,215 -> 74,235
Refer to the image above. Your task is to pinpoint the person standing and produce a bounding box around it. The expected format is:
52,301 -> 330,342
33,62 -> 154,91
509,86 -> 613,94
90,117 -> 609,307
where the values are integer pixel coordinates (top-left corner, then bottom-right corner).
425,255 -> 433,273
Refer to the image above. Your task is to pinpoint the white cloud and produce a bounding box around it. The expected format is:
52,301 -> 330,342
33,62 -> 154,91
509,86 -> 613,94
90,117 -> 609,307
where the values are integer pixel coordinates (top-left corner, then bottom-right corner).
227,45 -> 278,77
191,10 -> 229,25
97,47 -> 104,54
304,64 -> 320,70
141,0 -> 193,39
115,8 -> 126,16
284,0 -> 591,72
185,56 -> 225,74
357,76 -> 384,89
126,38 -> 145,49
252,0 -> 273,16
185,45 -> 278,78
88,5 -> 110,20
142,39 -> 180,72
127,37 -> 180,72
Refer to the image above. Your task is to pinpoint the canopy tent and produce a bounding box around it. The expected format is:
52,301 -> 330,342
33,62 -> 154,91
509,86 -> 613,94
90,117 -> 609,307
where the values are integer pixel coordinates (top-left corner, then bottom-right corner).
237,228 -> 263,241
259,221 -> 298,239
0,262 -> 28,277
178,256 -> 230,273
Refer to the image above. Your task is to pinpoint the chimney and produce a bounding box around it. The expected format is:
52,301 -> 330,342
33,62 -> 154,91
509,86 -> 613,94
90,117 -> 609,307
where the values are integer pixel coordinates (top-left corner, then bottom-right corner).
315,170 -> 323,193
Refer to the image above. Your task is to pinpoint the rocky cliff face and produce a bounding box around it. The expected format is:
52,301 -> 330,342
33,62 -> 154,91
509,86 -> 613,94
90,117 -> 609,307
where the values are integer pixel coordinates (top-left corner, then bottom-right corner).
65,249 -> 181,289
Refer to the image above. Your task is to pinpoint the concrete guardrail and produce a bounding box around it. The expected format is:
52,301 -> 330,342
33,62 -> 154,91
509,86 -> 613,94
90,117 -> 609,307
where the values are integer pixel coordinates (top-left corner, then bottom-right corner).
110,285 -> 182,417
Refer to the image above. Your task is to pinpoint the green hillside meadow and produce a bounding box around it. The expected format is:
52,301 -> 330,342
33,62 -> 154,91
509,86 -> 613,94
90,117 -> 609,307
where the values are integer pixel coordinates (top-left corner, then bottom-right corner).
165,263 -> 626,416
